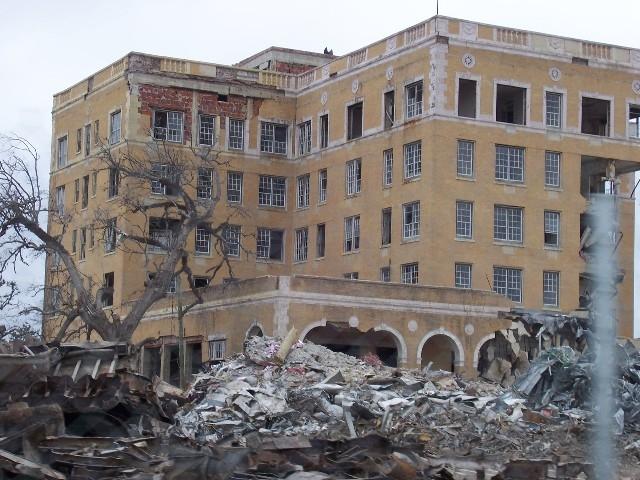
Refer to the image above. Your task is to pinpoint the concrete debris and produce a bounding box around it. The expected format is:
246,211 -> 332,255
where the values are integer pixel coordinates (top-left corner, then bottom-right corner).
1,336 -> 640,478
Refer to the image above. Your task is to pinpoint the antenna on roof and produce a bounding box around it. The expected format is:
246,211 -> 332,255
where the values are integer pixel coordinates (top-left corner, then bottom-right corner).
436,0 -> 439,15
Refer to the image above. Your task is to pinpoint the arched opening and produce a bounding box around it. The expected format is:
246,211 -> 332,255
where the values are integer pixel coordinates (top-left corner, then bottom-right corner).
420,334 -> 459,372
304,324 -> 399,367
246,325 -> 264,339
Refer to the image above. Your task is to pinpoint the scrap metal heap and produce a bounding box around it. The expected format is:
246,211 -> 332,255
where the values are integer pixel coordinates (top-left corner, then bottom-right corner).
2,333 -> 640,479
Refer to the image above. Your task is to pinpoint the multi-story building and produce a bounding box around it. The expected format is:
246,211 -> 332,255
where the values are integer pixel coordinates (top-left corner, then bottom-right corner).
46,16 -> 640,379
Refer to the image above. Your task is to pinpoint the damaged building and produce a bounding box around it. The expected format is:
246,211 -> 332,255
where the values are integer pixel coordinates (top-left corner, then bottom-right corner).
44,16 -> 640,380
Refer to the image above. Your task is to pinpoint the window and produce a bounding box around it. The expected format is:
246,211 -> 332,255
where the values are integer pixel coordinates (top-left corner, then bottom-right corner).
401,263 -> 419,284
544,151 -> 561,187
543,271 -> 559,307
55,186 -> 65,216
403,202 -> 420,239
456,201 -> 473,239
347,102 -> 363,140
153,110 -> 183,143
383,149 -> 393,186
458,79 -> 477,118
629,105 -> 640,138
197,168 -> 213,200
494,206 -> 523,243
194,277 -> 209,289
319,114 -> 329,149
381,208 -> 392,246
81,175 -> 89,209
89,224 -> 95,248
104,218 -> 117,253
260,122 -> 288,154
380,266 -> 391,282
384,90 -> 395,129
297,121 -> 311,155
544,210 -> 560,247
455,263 -> 472,289
496,84 -> 526,125
198,114 -> 215,146
404,141 -> 422,179
545,92 -> 562,128
495,145 -> 524,182
148,218 -> 177,253
296,174 -> 310,208
227,171 -> 243,203
228,119 -> 244,150
457,140 -> 474,177
294,227 -> 308,262
344,272 -> 359,280
110,110 -> 122,144
209,339 -> 226,360
76,128 -> 82,153
79,227 -> 87,260
258,175 -> 286,207
84,125 -> 91,156
581,97 -> 610,136
151,164 -> 179,195
345,159 -> 362,195
344,215 -> 360,252
316,224 -> 325,258
91,172 -> 97,197
108,168 -> 119,198
493,267 -> 522,302
165,276 -> 178,294
57,136 -> 67,168
405,81 -> 423,118
318,169 -> 327,203
223,224 -> 241,257
102,272 -> 114,307
71,229 -> 77,254
93,120 -> 100,146
74,179 -> 80,203
195,225 -> 211,254
256,228 -> 284,261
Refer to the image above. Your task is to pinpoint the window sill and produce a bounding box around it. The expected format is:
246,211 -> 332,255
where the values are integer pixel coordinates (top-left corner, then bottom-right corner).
382,184 -> 393,190
342,250 -> 359,256
315,256 -> 325,261
228,147 -> 244,152
455,237 -> 475,243
456,176 -> 475,182
257,205 -> 287,212
380,244 -> 391,249
293,260 -> 307,265
401,237 -> 420,244
493,241 -> 524,248
296,206 -> 310,212
226,201 -> 243,207
317,201 -> 327,206
544,245 -> 562,251
195,252 -> 211,257
109,139 -> 124,147
544,186 -> 563,192
104,251 -> 117,256
494,180 -> 526,188
105,196 -> 119,203
256,259 -> 285,264
345,193 -> 361,199
543,305 -> 561,311
403,176 -> 421,184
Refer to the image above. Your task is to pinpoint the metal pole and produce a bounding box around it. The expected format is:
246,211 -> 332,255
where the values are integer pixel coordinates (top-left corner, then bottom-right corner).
177,275 -> 186,390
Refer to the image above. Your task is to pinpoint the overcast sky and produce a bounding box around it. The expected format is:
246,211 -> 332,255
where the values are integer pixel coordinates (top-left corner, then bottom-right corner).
1,0 -> 639,331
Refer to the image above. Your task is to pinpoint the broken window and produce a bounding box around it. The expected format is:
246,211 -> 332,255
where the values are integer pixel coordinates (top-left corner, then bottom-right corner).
57,135 -> 68,168
81,175 -> 89,209
457,140 -> 474,177
401,262 -> 419,284
294,227 -> 308,262
345,159 -> 362,196
581,96 -> 610,136
104,218 -> 117,253
297,120 -> 311,155
76,128 -> 82,153
228,119 -> 244,150
209,338 -> 226,361
403,141 -> 422,179
344,215 -> 360,252
456,201 -> 473,239
545,151 -> 561,187
545,92 -> 562,128
108,167 -> 119,198
402,201 -> 420,239
495,145 -> 524,182
629,105 -> 640,138
493,266 -> 522,302
455,263 -> 472,289
148,218 -> 178,253
55,185 -> 65,216
347,102 -> 363,140
256,228 -> 284,261
198,114 -> 215,146
384,90 -> 395,129
195,225 -> 211,255
84,124 -> 91,156
544,210 -> 560,247
405,81 -> 423,118
79,227 -> 87,260
320,114 -> 329,149
343,272 -> 359,280
197,168 -> 213,200
258,175 -> 286,207
318,169 -> 327,203
383,149 -> 393,186
223,224 -> 241,257
496,84 -> 526,125
102,272 -> 114,307
194,277 -> 209,289
494,205 -> 523,243
151,164 -> 179,195
110,110 -> 122,144
316,223 -> 325,258
380,266 -> 391,282
260,122 -> 288,154
543,271 -> 559,307
153,110 -> 183,143
227,171 -> 243,203
458,79 -> 477,118
296,174 -> 310,208
381,207 -> 392,246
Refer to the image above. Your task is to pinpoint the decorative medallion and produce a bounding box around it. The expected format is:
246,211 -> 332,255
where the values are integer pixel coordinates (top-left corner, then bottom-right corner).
348,316 -> 359,328
460,22 -> 478,41
632,79 -> 640,95
408,320 -> 418,332
385,66 -> 394,80
464,324 -> 475,336
462,53 -> 476,69
548,37 -> 563,51
386,37 -> 396,52
320,91 -> 328,105
549,67 -> 562,81
351,79 -> 359,94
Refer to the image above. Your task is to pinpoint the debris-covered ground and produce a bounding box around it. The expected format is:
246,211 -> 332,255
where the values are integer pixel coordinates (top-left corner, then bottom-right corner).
2,335 -> 640,479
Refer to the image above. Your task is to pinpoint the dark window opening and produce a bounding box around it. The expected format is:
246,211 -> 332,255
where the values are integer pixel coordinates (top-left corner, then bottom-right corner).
143,346 -> 161,379
347,102 -> 363,140
320,114 -> 329,148
458,79 -> 477,118
381,207 -> 392,246
102,272 -> 114,307
384,91 -> 395,129
257,228 -> 284,261
218,94 -> 228,102
316,223 -> 325,258
194,277 -> 209,289
628,105 -> 640,138
581,97 -> 610,136
496,84 -> 526,125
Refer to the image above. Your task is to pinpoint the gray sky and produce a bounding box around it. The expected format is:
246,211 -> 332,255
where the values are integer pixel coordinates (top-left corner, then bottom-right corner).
1,0 -> 639,331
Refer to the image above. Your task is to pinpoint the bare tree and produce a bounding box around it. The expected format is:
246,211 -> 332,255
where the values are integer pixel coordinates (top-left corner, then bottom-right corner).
0,134 -> 245,343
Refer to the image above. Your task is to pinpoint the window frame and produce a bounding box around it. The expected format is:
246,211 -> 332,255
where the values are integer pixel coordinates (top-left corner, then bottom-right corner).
543,271 -> 560,307
455,200 -> 473,239
228,118 -> 245,150
198,114 -> 215,146
57,135 -> 68,168
455,263 -> 472,289
401,262 -> 419,284
495,144 -> 525,183
347,101 -> 363,140
493,266 -> 523,303
108,167 -> 119,199
294,227 -> 309,262
256,228 -> 284,261
403,141 -> 422,180
197,168 -> 214,200
344,215 -> 360,253
226,171 -> 243,203
544,210 -> 560,248
383,149 -> 393,187
81,175 -> 89,209
318,169 -> 328,204
260,121 -> 288,155
316,223 -> 326,258
380,266 -> 391,282
152,110 -> 183,143
195,224 -> 211,255
544,91 -> 563,128
544,151 -> 561,188
104,218 -> 117,253
402,201 -> 420,240
456,140 -> 474,178
222,224 -> 241,257
494,205 -> 524,243
628,104 -> 640,139
296,174 -> 310,209
345,159 -> 362,196
109,110 -> 122,145
55,185 -> 65,216
405,81 -> 423,119
319,114 -> 329,149
297,120 -> 312,155
381,207 -> 392,246
84,124 -> 91,156
258,175 -> 286,208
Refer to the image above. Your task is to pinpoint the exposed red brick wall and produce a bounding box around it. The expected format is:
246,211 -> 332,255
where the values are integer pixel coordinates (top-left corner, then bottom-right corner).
138,85 -> 194,143
198,93 -> 248,130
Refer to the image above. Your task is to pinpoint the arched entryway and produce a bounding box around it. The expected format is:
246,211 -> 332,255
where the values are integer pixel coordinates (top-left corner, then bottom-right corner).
417,331 -> 463,372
